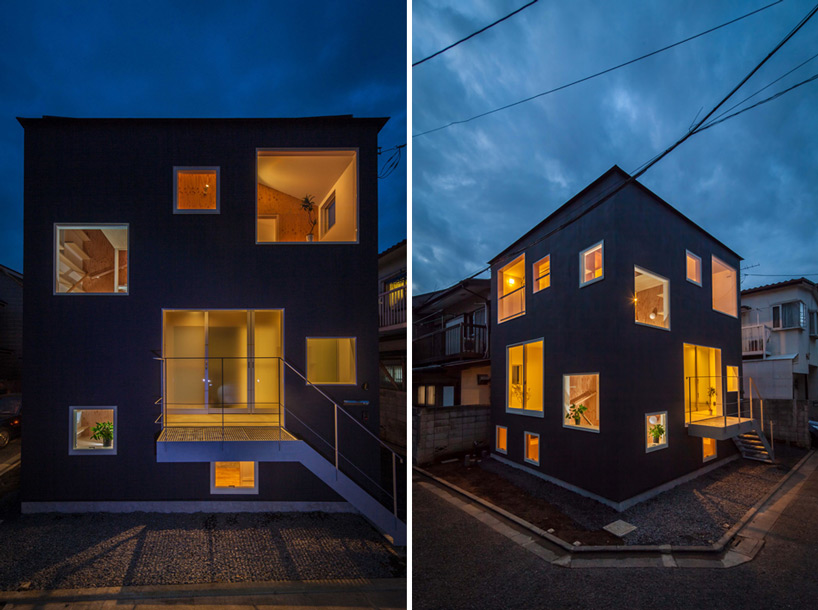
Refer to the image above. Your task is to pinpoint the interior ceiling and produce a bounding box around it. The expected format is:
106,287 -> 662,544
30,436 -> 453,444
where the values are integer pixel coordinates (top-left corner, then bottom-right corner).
100,228 -> 127,251
257,151 -> 355,202
635,270 -> 662,292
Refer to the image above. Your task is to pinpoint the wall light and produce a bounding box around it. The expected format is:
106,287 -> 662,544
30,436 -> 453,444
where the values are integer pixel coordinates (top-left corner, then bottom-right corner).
649,307 -> 658,320
507,277 -> 516,286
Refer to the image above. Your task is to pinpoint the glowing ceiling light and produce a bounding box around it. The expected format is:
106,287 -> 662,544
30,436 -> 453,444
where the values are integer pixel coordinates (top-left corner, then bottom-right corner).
507,277 -> 515,286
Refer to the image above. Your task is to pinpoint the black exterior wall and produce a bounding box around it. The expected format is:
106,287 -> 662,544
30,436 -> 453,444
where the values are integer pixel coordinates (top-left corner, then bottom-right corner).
490,167 -> 742,505
20,116 -> 385,504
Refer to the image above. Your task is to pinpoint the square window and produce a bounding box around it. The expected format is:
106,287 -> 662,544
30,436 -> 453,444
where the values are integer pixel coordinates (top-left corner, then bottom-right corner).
703,438 -> 717,462
211,462 -> 258,494
726,366 -> 739,392
55,225 -> 128,294
646,412 -> 668,452
533,255 -> 551,292
712,255 -> 737,317
306,338 -> 356,384
686,251 -> 702,285
69,407 -> 117,455
496,426 -> 507,454
506,339 -> 543,415
497,254 -> 526,322
257,150 -> 357,243
634,266 -> 670,330
579,241 -> 604,287
174,167 -> 220,213
563,374 -> 600,432
524,432 -> 539,465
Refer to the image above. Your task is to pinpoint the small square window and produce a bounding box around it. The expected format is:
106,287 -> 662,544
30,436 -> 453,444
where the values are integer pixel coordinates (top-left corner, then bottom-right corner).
686,251 -> 702,286
579,241 -> 604,287
646,412 -> 668,452
174,167 -> 220,213
496,426 -> 507,454
726,366 -> 739,392
306,338 -> 356,385
533,255 -> 551,292
563,374 -> 600,432
211,461 -> 258,494
55,225 -> 128,294
524,432 -> 539,465
703,438 -> 717,462
69,407 -> 117,455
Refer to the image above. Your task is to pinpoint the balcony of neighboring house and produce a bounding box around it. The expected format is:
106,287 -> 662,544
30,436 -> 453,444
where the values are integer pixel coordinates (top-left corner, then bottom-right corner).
742,324 -> 771,358
379,280 -> 406,332
414,321 -> 488,367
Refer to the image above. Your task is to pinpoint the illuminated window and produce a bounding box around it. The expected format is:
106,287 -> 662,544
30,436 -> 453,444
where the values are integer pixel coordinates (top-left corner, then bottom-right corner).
69,407 -> 116,455
684,343 -> 723,423
498,254 -> 525,322
174,167 -> 219,213
55,224 -> 128,294
257,150 -> 357,243
712,255 -> 737,317
702,438 -> 717,462
383,272 -> 406,307
417,385 -> 426,405
726,366 -> 739,392
524,432 -> 539,465
533,255 -> 551,292
496,426 -> 507,454
306,338 -> 356,384
645,412 -> 668,452
563,374 -> 600,432
425,385 -> 436,406
686,250 -> 701,285
506,339 -> 543,415
579,241 -> 604,287
211,462 -> 258,494
634,266 -> 670,330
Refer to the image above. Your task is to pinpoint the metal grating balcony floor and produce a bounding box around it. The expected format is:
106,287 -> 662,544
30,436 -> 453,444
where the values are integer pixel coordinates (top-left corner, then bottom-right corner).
159,426 -> 297,442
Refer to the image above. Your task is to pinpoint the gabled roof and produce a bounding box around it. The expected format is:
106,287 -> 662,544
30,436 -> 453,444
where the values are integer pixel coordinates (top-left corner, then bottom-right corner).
742,277 -> 816,296
488,165 -> 741,265
413,278 -> 490,312
379,239 -> 406,259
17,115 -> 389,131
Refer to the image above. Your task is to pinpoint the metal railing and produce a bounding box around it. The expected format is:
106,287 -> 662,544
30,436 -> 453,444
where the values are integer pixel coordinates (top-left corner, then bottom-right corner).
413,322 -> 488,365
685,374 -> 762,429
498,285 -> 525,322
378,284 -> 406,329
741,324 -> 770,356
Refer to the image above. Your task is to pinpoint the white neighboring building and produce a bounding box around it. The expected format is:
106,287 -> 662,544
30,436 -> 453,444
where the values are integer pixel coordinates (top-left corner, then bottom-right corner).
741,278 -> 818,400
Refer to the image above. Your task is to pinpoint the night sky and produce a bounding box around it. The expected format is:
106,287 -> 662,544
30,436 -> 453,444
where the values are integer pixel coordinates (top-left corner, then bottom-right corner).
0,0 -> 407,273
412,0 -> 818,293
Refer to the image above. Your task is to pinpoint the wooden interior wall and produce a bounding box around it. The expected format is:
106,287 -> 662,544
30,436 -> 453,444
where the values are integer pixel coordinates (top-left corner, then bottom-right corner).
636,284 -> 664,323
177,172 -> 217,210
82,230 -> 115,293
257,183 -> 313,241
117,250 -> 128,289
568,374 -> 599,425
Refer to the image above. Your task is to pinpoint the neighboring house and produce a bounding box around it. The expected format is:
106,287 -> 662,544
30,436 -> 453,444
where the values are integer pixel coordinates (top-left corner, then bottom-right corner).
18,115 -> 404,544
0,264 -> 23,394
489,166 -> 766,511
412,279 -> 491,464
378,239 -> 406,450
741,278 -> 818,400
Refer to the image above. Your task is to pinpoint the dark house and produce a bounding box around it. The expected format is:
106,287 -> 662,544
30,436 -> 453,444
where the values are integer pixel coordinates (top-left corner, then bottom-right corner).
0,264 -> 23,394
19,115 -> 404,544
378,239 -> 407,451
489,166 -> 768,510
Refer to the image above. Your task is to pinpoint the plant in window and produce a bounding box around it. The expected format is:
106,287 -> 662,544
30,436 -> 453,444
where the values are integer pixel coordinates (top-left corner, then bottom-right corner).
90,421 -> 114,447
707,386 -> 717,415
300,195 -> 318,241
649,423 -> 665,444
565,403 -> 587,426
511,382 -> 530,407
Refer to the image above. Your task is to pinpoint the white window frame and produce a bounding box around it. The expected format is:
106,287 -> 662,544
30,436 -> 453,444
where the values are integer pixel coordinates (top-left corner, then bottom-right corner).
772,301 -> 807,330
645,411 -> 668,453
173,166 -> 221,214
523,431 -> 540,466
634,266 -> 671,332
579,240 -> 604,287
702,438 -> 718,463
68,406 -> 118,456
495,425 -> 508,455
562,373 -> 601,433
505,338 -> 544,418
685,250 -> 702,286
533,254 -> 551,293
54,224 -> 130,296
210,461 -> 259,495
305,337 -> 357,386
711,255 -> 738,318
497,254 -> 526,324
319,191 -> 337,238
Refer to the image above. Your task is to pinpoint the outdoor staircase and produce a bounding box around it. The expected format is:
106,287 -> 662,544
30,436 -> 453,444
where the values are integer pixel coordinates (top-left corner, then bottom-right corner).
733,424 -> 775,463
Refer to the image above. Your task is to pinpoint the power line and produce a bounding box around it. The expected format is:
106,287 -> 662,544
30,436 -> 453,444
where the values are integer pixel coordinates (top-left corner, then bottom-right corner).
412,0 -> 784,139
413,0 -> 539,67
745,273 -> 818,277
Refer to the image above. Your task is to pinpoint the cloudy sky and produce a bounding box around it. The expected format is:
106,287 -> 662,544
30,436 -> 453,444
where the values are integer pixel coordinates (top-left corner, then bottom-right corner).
0,0 -> 406,273
412,0 -> 818,293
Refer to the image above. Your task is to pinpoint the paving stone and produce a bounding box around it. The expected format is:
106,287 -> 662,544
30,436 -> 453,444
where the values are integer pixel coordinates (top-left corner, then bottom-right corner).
603,519 -> 638,537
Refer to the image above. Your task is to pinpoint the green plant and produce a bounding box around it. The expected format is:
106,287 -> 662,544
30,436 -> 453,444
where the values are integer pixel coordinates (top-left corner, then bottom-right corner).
565,403 -> 588,425
707,386 -> 717,414
90,421 -> 114,447
649,423 -> 665,442
301,194 -> 318,237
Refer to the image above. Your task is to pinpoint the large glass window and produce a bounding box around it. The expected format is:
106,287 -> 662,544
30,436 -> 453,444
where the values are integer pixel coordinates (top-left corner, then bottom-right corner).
533,255 -> 551,292
55,225 -> 128,294
257,150 -> 358,243
634,266 -> 670,330
506,339 -> 543,415
69,407 -> 117,455
645,412 -> 668,452
306,338 -> 356,384
726,366 -> 739,392
211,461 -> 258,494
174,167 -> 219,213
524,432 -> 539,465
712,255 -> 737,317
563,374 -> 600,431
579,241 -> 604,287
498,254 -> 525,322
686,251 -> 702,286
496,426 -> 507,454
683,343 -> 722,423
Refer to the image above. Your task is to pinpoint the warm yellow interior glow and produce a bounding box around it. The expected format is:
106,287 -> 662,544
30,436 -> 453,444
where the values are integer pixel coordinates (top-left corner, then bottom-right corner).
306,338 -> 356,384
525,433 -> 539,463
214,462 -> 255,488
563,374 -> 600,430
498,255 -> 525,322
496,426 -> 507,452
686,252 -> 701,284
683,343 -> 722,422
582,244 -> 603,284
712,256 -> 737,316
634,267 -> 670,329
56,226 -> 128,294
73,408 -> 115,450
507,340 -> 543,412
702,438 -> 717,461
534,255 -> 551,292
726,365 -> 739,392
646,412 -> 667,449
177,170 -> 218,210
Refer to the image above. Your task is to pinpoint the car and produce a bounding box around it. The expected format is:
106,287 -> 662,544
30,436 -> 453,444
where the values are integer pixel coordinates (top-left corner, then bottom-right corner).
0,394 -> 21,449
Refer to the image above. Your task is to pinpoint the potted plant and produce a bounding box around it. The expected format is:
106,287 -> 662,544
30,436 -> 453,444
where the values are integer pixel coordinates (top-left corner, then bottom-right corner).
707,386 -> 717,415
301,194 -> 318,241
90,421 -> 114,448
565,403 -> 587,426
649,423 -> 665,444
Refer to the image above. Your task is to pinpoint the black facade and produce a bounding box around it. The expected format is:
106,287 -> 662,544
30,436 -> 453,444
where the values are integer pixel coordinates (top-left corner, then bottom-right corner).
20,116 -> 385,505
490,167 -> 743,506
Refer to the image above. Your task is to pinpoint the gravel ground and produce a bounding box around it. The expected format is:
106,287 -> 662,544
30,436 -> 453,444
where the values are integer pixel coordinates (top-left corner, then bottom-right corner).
463,443 -> 808,546
0,510 -> 404,591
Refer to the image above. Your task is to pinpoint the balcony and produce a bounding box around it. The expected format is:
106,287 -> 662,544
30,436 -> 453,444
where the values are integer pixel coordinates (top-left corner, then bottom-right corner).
742,324 -> 771,357
379,284 -> 406,331
685,374 -> 757,440
413,322 -> 488,366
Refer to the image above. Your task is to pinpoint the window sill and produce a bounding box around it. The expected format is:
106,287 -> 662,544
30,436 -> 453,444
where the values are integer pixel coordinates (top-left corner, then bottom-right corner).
563,422 -> 600,433
646,442 -> 668,453
505,407 -> 544,418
